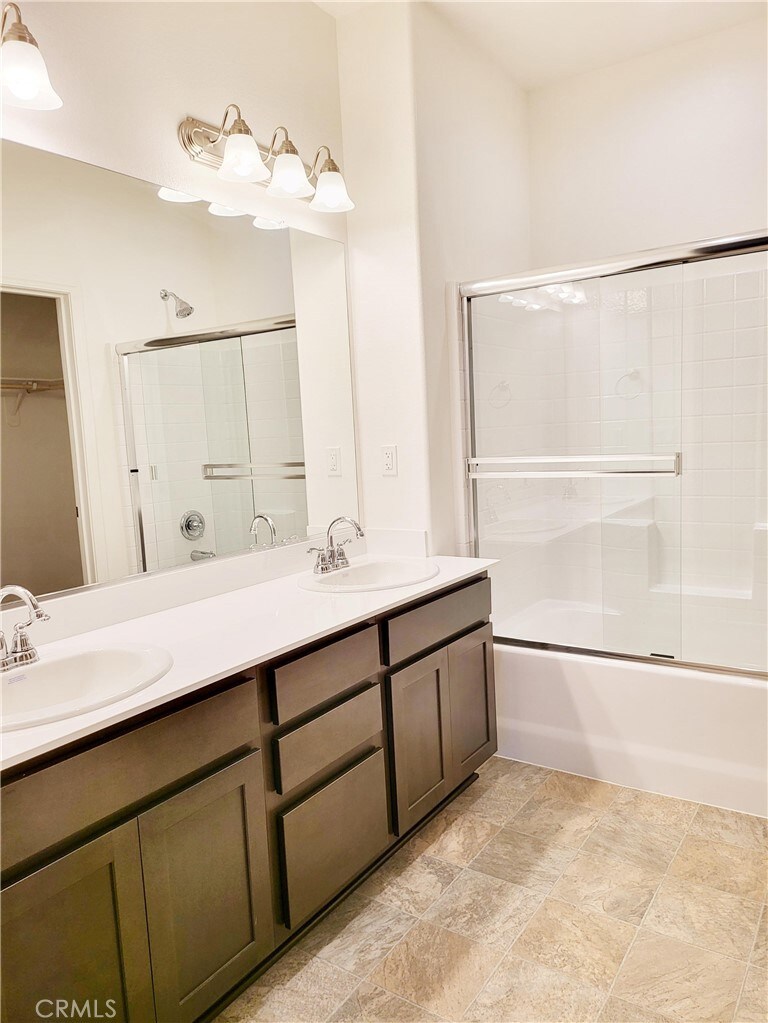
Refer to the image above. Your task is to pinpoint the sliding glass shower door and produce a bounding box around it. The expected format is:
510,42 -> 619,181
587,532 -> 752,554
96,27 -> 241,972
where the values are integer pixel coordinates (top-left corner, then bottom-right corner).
469,264 -> 684,660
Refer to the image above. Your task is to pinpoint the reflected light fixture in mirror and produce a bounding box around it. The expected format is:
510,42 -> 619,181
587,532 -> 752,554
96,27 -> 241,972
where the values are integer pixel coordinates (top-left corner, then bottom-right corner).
0,1 -> 61,109
157,187 -> 201,204
253,216 -> 286,231
208,203 -> 247,217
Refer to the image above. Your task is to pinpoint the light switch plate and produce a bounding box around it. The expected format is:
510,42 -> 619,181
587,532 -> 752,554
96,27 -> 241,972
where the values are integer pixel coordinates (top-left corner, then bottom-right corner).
382,445 -> 398,476
326,446 -> 342,476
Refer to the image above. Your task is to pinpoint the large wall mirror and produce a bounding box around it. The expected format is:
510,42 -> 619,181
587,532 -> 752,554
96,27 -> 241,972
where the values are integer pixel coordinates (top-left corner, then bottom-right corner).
0,141 -> 358,595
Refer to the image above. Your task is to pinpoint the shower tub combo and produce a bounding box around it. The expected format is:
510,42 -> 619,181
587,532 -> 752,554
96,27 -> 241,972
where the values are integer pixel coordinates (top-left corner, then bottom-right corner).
460,233 -> 767,816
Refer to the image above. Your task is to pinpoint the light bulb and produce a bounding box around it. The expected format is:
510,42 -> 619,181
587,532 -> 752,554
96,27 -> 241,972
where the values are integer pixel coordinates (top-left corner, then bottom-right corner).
208,203 -> 247,217
1,37 -> 61,109
218,132 -> 270,183
309,170 -> 354,213
253,216 -> 286,230
157,187 -> 201,203
267,152 -> 314,199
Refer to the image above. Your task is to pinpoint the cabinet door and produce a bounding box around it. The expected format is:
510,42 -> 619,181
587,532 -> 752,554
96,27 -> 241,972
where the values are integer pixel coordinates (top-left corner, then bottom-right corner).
447,624 -> 497,785
388,647 -> 452,834
1,821 -> 154,1023
139,752 -> 274,1023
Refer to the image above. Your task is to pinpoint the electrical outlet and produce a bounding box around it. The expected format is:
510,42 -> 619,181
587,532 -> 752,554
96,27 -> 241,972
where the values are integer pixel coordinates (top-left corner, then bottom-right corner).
326,446 -> 341,476
382,445 -> 398,476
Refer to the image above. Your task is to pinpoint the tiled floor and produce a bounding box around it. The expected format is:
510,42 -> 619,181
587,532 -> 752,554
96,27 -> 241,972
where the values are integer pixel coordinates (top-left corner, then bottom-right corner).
218,758 -> 768,1023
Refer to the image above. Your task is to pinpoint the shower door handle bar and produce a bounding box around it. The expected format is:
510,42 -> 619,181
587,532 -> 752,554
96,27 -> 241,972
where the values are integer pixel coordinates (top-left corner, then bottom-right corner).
467,452 -> 681,478
203,462 -> 306,480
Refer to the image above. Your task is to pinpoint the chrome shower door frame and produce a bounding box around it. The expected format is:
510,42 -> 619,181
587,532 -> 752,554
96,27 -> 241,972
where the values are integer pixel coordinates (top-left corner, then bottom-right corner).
458,231 -> 768,677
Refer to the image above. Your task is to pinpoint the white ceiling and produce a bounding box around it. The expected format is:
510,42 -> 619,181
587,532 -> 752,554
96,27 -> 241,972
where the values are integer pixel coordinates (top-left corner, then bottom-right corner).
317,1 -> 766,90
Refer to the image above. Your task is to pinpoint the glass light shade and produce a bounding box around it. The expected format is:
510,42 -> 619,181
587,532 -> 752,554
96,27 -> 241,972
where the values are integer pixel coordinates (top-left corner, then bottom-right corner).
309,170 -> 354,213
217,132 -> 269,183
266,153 -> 314,199
157,187 -> 201,203
1,39 -> 61,109
208,203 -> 247,217
252,216 -> 286,231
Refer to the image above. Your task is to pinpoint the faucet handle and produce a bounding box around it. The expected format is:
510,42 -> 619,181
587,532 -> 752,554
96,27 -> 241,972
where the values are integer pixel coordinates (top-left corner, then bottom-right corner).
307,546 -> 325,554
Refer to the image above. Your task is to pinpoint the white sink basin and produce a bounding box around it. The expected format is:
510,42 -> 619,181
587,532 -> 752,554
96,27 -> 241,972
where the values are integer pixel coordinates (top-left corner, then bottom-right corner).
299,556 -> 439,593
1,644 -> 173,731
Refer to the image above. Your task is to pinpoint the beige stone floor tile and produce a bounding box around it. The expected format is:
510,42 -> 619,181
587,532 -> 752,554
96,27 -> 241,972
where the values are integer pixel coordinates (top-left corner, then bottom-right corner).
509,795 -> 604,849
413,809 -> 500,867
608,790 -> 698,832
752,904 -> 767,970
690,804 -> 768,853
423,867 -> 542,949
296,892 -> 417,977
582,813 -> 684,873
511,898 -> 635,990
597,996 -> 672,1022
477,757 -> 551,795
329,981 -> 444,1022
448,778 -> 531,826
668,835 -> 767,903
735,967 -> 768,1023
644,877 -> 763,961
470,828 -> 577,894
369,919 -> 501,1021
551,852 -> 662,925
358,848 -> 462,916
536,771 -> 620,810
218,948 -> 359,1023
465,953 -> 605,1022
613,930 -> 747,1023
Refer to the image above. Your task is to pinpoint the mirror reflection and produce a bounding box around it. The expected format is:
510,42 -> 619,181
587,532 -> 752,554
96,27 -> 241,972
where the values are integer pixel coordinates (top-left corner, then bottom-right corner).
0,141 -> 358,595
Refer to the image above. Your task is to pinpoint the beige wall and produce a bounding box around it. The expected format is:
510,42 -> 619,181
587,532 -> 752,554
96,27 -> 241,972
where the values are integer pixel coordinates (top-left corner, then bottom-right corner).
1,293 -> 84,593
528,19 -> 768,267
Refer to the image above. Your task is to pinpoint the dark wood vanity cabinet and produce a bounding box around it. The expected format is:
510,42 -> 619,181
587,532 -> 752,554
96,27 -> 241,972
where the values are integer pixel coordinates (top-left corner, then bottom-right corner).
1,571 -> 495,1023
1,821 -> 154,1023
139,752 -> 274,1023
388,622 -> 497,835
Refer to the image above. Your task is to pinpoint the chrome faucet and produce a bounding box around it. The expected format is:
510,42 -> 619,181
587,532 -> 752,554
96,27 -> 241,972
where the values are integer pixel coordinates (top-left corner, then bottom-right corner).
308,516 -> 365,574
0,585 -> 51,672
249,513 -> 277,548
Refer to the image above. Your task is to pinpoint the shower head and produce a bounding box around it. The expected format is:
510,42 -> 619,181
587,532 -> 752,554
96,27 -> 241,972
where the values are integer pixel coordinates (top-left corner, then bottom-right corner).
160,289 -> 194,319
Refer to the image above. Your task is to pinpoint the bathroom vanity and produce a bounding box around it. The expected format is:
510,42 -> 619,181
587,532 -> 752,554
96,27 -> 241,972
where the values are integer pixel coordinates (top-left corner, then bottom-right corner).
0,563 -> 495,1023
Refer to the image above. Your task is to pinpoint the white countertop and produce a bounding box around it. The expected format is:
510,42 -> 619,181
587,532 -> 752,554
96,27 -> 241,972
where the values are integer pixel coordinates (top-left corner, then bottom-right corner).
1,556 -> 493,772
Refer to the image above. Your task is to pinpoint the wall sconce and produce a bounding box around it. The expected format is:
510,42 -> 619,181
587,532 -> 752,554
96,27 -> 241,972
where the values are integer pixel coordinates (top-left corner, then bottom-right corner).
1,2 -> 61,109
178,107 -> 354,214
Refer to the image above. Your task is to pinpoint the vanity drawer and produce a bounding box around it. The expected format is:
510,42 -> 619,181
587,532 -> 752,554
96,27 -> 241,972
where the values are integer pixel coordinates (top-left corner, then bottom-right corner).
274,684 -> 382,795
2,680 -> 259,878
382,577 -> 491,667
270,626 -> 379,724
278,748 -> 389,929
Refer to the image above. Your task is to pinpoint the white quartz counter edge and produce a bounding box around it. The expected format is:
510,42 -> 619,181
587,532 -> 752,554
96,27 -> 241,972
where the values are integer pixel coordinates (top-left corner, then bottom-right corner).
1,556 -> 494,771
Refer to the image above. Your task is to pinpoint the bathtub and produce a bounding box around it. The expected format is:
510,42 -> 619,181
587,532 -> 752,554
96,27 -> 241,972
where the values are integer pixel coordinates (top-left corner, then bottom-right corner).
494,643 -> 768,817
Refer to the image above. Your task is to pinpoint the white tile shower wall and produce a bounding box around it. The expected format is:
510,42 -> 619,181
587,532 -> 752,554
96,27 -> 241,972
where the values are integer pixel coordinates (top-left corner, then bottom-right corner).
466,255 -> 766,670
680,252 -> 767,670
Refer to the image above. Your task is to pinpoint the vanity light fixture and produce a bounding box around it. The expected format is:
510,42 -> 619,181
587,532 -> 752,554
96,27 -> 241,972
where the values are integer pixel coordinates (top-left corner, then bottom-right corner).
266,126 -> 315,199
0,2 -> 61,109
157,187 -> 201,203
253,216 -> 286,231
213,104 -> 270,184
208,203 -> 247,217
177,111 -> 354,213
308,146 -> 354,213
